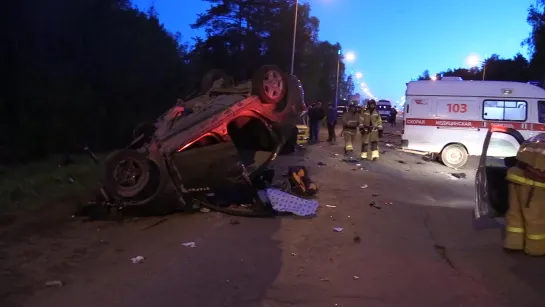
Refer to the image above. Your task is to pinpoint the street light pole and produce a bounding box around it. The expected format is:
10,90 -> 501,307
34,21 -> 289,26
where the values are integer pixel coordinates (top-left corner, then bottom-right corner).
290,0 -> 299,75
335,50 -> 341,107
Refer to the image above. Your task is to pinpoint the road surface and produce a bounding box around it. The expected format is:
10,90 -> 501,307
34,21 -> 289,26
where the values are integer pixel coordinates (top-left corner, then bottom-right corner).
1,123 -> 545,307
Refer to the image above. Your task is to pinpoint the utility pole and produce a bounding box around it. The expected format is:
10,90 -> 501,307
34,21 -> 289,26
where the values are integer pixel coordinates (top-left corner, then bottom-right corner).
334,50 -> 341,107
290,0 -> 299,75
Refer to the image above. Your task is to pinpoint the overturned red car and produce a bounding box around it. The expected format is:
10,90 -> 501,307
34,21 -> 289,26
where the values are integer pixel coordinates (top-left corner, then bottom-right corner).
96,65 -> 305,215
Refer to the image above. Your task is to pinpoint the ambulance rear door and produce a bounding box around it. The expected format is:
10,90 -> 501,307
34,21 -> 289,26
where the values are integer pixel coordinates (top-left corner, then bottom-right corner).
401,96 -> 435,152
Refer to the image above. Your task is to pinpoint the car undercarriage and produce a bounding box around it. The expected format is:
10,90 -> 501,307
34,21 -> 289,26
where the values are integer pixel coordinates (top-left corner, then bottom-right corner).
90,65 -> 306,217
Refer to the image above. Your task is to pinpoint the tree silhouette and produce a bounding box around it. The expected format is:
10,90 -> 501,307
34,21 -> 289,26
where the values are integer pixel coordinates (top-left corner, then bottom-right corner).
0,0 -> 352,162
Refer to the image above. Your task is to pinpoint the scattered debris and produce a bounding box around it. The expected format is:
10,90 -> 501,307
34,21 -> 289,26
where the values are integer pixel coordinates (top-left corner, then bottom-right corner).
333,227 -> 344,232
326,205 -> 337,208
369,201 -> 382,210
291,252 -> 297,256
361,184 -> 368,189
372,193 -> 379,197
356,163 -> 361,167
384,202 -> 393,206
130,256 -> 145,264
353,236 -> 361,243
200,207 -> 211,213
229,219 -> 240,225
353,276 -> 360,280
396,160 -> 407,164
416,161 -> 424,165
45,280 -> 63,287
317,162 -> 327,166
450,172 -> 467,179
181,242 -> 196,248
385,143 -> 395,148
320,278 -> 330,282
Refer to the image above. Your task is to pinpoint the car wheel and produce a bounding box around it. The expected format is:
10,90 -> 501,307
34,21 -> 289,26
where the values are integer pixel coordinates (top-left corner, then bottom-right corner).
440,144 -> 468,169
201,69 -> 234,92
101,150 -> 152,199
252,65 -> 287,104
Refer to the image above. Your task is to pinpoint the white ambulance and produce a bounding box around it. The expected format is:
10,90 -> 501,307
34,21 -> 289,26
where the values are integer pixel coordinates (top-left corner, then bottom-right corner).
401,77 -> 545,168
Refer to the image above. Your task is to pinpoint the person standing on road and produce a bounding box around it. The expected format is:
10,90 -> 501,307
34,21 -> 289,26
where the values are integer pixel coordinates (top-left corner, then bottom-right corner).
360,99 -> 383,161
326,102 -> 337,143
308,102 -> 325,143
390,107 -> 398,127
341,103 -> 360,156
504,135 -> 545,256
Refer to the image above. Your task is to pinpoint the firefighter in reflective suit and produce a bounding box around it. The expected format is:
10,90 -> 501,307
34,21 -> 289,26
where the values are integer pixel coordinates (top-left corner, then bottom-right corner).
504,134 -> 545,256
360,100 -> 383,160
341,103 -> 360,155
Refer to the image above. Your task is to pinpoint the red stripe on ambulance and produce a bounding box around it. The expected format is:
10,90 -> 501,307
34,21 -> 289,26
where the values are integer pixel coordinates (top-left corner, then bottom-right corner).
404,118 -> 545,131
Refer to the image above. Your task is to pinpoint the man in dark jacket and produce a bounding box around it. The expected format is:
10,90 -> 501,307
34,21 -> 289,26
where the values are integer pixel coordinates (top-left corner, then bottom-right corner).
326,102 -> 337,142
390,108 -> 398,127
308,102 -> 325,142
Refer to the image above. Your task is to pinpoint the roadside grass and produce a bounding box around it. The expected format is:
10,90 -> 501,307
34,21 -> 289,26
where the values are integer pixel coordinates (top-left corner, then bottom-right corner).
0,155 -> 103,215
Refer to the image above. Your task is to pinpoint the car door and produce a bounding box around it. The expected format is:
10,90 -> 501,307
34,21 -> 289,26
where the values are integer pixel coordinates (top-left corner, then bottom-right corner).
170,141 -> 250,196
474,126 -> 525,228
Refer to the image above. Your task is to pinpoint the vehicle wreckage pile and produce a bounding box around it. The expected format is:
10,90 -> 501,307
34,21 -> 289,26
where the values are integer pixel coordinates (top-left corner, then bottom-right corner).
92,65 -> 316,217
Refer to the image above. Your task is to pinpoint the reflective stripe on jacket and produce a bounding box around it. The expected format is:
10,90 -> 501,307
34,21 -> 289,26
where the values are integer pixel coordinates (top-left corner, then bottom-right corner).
506,166 -> 545,188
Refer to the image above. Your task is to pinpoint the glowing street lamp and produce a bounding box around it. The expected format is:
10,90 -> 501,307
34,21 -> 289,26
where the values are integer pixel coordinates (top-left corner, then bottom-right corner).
344,51 -> 356,62
430,74 -> 437,81
466,54 -> 481,67
465,53 -> 486,80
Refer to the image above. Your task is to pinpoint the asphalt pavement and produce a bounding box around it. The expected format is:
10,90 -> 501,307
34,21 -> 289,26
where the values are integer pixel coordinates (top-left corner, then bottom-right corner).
3,123 -> 545,307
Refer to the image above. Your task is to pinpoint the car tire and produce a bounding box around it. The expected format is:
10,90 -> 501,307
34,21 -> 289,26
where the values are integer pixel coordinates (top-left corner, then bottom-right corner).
201,69 -> 234,92
252,65 -> 287,104
101,149 -> 152,199
279,127 -> 298,155
440,144 -> 468,169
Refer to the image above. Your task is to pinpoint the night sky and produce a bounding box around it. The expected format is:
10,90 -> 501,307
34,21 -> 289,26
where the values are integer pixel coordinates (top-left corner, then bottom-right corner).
133,0 -> 535,107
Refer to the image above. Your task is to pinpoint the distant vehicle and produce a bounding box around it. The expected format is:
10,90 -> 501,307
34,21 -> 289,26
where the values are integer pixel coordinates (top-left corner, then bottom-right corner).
402,78 -> 545,169
376,99 -> 392,120
349,94 -> 361,105
296,111 -> 309,145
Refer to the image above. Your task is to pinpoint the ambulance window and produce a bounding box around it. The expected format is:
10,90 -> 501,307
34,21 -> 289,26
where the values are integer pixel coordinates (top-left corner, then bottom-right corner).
482,100 -> 527,121
539,101 -> 545,123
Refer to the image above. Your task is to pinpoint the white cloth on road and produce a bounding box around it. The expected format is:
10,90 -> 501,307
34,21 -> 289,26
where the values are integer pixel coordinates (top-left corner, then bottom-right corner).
265,188 -> 318,216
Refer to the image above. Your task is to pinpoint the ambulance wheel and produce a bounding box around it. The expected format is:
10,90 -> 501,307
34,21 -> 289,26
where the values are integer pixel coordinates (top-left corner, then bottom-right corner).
440,144 -> 468,169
